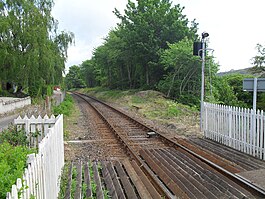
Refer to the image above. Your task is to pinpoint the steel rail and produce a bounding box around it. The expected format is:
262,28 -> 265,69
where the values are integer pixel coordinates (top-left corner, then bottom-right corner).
73,92 -> 265,198
73,92 -> 175,198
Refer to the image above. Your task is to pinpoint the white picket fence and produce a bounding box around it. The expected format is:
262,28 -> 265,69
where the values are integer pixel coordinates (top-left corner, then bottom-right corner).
203,102 -> 265,160
6,114 -> 64,199
0,96 -> 31,114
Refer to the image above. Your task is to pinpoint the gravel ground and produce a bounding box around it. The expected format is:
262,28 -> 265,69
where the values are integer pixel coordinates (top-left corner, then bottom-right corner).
64,94 -> 127,162
64,93 -> 202,162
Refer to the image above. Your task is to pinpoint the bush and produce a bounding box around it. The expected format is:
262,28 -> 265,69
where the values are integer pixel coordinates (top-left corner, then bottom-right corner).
0,142 -> 35,198
0,126 -> 28,146
53,94 -> 74,116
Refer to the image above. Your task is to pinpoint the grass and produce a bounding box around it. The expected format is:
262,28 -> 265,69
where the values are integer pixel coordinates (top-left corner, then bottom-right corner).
71,166 -> 77,199
58,162 -> 70,199
79,87 -> 139,102
80,88 -> 198,119
58,161 -> 111,199
52,93 -> 78,139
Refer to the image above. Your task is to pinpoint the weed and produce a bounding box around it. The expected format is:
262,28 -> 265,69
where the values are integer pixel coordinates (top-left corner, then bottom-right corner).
53,94 -> 74,116
167,105 -> 180,117
0,126 -> 28,146
131,95 -> 145,104
103,189 -> 109,199
82,183 -> 87,199
58,163 -> 70,199
71,166 -> 77,199
88,162 -> 97,198
30,194 -> 36,199
30,130 -> 41,138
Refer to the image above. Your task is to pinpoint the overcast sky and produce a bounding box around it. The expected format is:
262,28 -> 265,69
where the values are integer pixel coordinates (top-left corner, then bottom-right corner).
52,0 -> 265,72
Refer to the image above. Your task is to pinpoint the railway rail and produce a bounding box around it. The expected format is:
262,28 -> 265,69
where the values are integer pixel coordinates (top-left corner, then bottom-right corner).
64,92 -> 265,198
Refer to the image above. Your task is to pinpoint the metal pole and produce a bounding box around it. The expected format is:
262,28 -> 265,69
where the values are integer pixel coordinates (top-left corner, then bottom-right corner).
253,77 -> 257,111
200,38 -> 206,131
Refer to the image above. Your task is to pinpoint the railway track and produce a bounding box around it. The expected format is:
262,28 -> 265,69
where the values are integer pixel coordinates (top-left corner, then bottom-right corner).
63,92 -> 265,198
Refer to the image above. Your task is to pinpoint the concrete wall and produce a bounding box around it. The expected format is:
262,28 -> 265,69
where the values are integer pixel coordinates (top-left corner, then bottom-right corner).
0,96 -> 31,114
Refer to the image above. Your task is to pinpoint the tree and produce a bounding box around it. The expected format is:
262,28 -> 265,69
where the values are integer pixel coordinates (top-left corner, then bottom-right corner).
252,43 -> 265,70
0,0 -> 74,97
80,59 -> 98,88
65,65 -> 85,89
113,0 -> 198,87
158,38 -> 201,98
209,74 -> 253,108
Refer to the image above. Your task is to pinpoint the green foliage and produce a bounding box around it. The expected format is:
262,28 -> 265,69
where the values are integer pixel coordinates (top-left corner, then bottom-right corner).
47,85 -> 53,97
131,95 -> 146,104
257,93 -> 265,111
65,65 -> 86,90
252,43 -> 265,69
0,142 -> 35,198
79,0 -> 199,92
157,38 -> 204,103
167,105 -> 180,117
0,126 -> 28,146
207,73 -> 254,108
58,163 -> 69,199
71,166 -> 77,199
80,60 -> 98,88
82,182 -> 87,199
53,94 -> 74,116
0,0 -> 74,97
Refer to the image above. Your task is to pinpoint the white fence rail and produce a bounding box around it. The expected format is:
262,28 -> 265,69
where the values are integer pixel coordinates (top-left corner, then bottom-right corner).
0,97 -> 31,114
203,102 -> 265,160
15,115 -> 57,148
6,114 -> 64,199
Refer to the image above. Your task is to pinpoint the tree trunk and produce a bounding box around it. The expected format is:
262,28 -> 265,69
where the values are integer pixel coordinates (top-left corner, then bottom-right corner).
180,68 -> 197,95
168,65 -> 183,97
126,64 -> 132,89
145,65 -> 150,85
167,71 -> 177,97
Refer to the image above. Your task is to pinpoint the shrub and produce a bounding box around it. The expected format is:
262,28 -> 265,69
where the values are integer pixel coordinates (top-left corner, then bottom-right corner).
0,142 -> 35,198
53,94 -> 74,116
0,126 -> 28,146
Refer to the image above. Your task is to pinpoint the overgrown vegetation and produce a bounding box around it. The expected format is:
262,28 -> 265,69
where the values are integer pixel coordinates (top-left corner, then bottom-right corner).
0,126 -> 28,146
71,166 -> 78,199
58,161 -> 109,199
52,93 -> 76,139
89,162 -> 97,198
53,94 -> 74,116
0,127 -> 36,198
58,163 -> 70,199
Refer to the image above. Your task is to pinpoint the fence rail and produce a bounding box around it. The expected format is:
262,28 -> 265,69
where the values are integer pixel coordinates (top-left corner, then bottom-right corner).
0,96 -> 31,114
203,102 -> 265,160
6,114 -> 64,199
